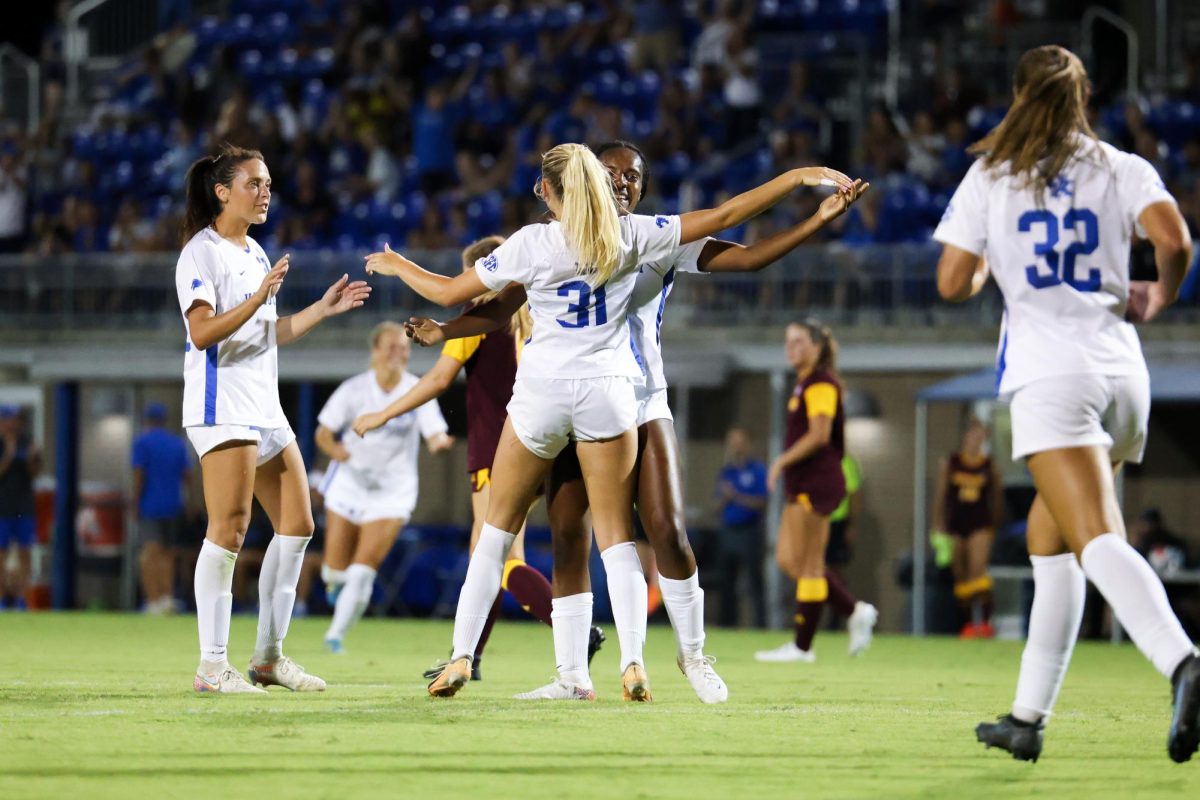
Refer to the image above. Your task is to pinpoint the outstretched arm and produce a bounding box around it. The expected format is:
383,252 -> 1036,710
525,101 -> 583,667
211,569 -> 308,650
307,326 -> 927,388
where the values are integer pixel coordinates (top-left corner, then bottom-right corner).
364,244 -> 489,307
406,284 -> 529,346
699,180 -> 869,272
352,355 -> 464,436
278,273 -> 372,346
679,166 -> 856,244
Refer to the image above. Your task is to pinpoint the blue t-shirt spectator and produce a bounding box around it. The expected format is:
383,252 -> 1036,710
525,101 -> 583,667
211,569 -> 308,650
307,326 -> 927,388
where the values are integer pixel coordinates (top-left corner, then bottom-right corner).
131,417 -> 190,520
717,459 -> 768,527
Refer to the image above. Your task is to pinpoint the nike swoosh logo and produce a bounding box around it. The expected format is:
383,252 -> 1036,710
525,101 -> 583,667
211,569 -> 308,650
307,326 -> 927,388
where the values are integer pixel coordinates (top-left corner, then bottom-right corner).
195,674 -> 220,691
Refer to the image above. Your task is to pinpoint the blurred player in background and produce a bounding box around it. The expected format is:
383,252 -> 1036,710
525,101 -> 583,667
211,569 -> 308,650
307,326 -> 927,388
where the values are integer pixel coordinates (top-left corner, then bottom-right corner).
934,45 -> 1199,762
0,405 -> 39,611
131,402 -> 192,614
932,418 -> 1002,638
353,237 -> 565,681
758,321 -> 877,663
176,144 -> 369,694
316,322 -> 454,653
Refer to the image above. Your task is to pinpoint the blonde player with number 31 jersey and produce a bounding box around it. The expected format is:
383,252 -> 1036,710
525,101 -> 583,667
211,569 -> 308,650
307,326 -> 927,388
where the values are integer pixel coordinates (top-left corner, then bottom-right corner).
934,45 -> 1198,763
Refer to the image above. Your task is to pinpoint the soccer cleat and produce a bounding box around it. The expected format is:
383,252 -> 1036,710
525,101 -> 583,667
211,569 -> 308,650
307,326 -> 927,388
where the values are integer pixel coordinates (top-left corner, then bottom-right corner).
976,714 -> 1044,762
960,622 -> 979,639
325,582 -> 342,606
325,637 -> 344,655
514,679 -> 596,701
755,641 -> 816,663
427,657 -> 472,697
621,663 -> 652,702
976,621 -> 996,639
422,654 -> 482,681
678,651 -> 728,704
848,601 -> 878,656
193,665 -> 267,694
1169,653 -> 1200,763
248,656 -> 327,692
587,625 -> 606,665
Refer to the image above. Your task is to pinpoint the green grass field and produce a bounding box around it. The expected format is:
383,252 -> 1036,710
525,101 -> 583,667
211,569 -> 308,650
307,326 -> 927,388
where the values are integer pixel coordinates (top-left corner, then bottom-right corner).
1,614 -> 1197,799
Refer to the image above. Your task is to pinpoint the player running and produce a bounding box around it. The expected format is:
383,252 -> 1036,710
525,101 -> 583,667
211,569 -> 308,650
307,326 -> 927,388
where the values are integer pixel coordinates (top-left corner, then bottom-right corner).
367,143 -> 857,700
315,321 -> 454,653
934,45 -> 1199,762
407,140 -> 867,702
176,144 -> 370,694
756,320 -> 878,664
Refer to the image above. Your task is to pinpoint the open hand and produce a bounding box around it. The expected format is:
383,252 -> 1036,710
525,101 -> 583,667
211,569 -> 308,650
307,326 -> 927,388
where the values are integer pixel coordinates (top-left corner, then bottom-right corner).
767,459 -> 784,492
404,317 -> 446,346
817,179 -> 870,222
321,274 -> 372,317
255,254 -> 289,304
795,166 -> 855,193
364,243 -> 410,278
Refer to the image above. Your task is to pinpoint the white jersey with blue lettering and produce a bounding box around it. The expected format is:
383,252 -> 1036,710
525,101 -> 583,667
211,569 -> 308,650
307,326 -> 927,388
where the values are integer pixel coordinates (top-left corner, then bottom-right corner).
475,213 -> 683,380
934,136 -> 1175,396
628,238 -> 708,391
316,369 -> 448,481
175,227 -> 286,428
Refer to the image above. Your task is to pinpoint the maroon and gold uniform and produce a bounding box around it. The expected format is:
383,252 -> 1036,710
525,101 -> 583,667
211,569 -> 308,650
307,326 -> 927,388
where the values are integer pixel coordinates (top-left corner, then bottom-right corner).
944,453 -> 994,536
783,368 -> 846,515
441,325 -> 522,491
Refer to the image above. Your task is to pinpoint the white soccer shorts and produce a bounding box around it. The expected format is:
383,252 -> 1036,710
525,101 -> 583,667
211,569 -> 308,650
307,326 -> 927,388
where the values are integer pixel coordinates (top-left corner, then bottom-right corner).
507,376 -> 640,460
1008,372 -> 1149,463
319,462 -> 415,525
186,424 -> 296,466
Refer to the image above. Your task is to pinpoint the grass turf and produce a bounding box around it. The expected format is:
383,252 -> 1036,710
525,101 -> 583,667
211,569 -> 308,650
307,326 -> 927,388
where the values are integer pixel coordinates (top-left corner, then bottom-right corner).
0,613 -> 1197,799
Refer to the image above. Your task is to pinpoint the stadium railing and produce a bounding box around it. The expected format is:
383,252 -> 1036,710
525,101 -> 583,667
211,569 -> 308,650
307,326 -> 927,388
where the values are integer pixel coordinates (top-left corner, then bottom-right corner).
2,244 -> 1197,333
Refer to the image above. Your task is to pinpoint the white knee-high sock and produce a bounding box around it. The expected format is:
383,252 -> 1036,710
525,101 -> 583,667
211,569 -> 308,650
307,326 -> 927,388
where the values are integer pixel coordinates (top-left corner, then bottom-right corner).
321,564 -> 347,588
659,570 -> 706,656
255,534 -> 310,661
1081,533 -> 1196,679
600,542 -> 647,673
1012,553 -> 1086,724
325,563 -> 377,642
552,592 -> 594,689
451,524 -> 515,662
195,539 -> 237,667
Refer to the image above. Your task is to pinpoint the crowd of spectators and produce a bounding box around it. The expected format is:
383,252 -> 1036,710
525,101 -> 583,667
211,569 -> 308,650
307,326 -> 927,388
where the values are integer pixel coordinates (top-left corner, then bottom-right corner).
0,0 -> 1198,303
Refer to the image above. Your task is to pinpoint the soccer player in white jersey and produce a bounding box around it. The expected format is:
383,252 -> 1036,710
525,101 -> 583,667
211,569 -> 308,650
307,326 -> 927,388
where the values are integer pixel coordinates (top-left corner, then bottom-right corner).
175,144 -> 371,694
405,140 -> 868,702
315,321 -> 453,652
934,46 -> 1199,762
366,142 -> 856,700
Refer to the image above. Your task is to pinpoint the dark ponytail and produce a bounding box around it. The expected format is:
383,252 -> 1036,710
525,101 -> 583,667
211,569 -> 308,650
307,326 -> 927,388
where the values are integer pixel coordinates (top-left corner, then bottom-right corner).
180,143 -> 264,245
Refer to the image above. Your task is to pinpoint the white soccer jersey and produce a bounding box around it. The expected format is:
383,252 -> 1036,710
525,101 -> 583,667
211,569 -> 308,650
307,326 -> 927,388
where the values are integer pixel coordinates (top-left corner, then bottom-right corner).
628,238 -> 708,391
317,370 -> 448,482
475,214 -> 683,380
934,137 -> 1175,395
175,227 -> 287,427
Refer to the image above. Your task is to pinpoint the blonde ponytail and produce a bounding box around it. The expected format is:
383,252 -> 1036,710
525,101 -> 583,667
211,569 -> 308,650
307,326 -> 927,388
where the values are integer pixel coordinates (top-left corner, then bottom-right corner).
541,144 -> 622,286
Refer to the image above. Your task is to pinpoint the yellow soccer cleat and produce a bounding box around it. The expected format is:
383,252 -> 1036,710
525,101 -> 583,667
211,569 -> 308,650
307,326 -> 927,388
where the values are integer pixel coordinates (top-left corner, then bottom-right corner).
427,656 -> 472,697
621,663 -> 652,703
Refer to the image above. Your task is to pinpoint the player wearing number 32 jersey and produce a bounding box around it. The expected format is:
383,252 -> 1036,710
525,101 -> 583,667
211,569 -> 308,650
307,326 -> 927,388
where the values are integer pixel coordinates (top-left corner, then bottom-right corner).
934,45 -> 1198,765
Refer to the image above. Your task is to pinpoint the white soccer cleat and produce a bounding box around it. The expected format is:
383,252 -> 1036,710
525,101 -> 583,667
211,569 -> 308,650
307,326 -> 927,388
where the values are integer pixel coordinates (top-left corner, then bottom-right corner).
754,642 -> 816,663
248,656 -> 327,692
513,679 -> 596,701
194,665 -> 268,694
678,651 -> 728,704
847,601 -> 879,657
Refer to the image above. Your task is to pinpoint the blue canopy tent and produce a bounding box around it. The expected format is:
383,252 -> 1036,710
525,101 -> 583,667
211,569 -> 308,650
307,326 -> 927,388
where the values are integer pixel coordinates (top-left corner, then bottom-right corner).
911,363 -> 1200,635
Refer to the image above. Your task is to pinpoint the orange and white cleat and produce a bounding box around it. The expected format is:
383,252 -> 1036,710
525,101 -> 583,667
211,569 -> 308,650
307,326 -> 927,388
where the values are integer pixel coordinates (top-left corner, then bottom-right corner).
427,656 -> 472,697
248,656 -> 326,692
621,663 -> 652,703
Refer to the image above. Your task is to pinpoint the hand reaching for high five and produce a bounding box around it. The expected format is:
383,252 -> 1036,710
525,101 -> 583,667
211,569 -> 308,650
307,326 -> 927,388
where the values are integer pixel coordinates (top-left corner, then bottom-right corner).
817,179 -> 871,222
320,274 -> 372,317
404,317 -> 446,347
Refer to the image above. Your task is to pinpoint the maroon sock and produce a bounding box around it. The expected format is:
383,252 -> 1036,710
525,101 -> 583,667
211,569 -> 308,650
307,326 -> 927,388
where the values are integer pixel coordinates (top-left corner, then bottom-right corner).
504,562 -> 554,627
824,569 -> 858,617
473,594 -> 502,661
793,599 -> 825,652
